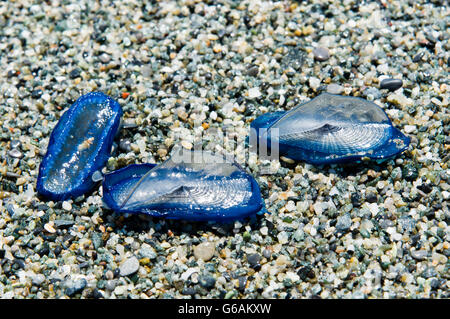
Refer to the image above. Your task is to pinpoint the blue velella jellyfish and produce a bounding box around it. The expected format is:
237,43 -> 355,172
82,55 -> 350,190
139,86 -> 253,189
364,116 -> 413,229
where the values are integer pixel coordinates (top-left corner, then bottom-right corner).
251,93 -> 410,165
102,150 -> 265,222
37,92 -> 122,201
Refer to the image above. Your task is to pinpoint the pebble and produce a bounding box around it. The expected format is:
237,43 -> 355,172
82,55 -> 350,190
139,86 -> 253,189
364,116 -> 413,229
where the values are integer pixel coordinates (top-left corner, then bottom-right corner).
62,201 -> 72,211
193,242 -> 216,261
199,274 -> 216,289
326,83 -> 344,95
10,140 -> 22,149
380,78 -> 403,91
8,149 -> 23,159
412,51 -> 425,63
411,250 -> 428,261
105,280 -> 117,291
336,214 -> 352,232
246,65 -> 259,76
404,125 -> 417,134
119,256 -> 140,276
91,170 -> 104,183
313,47 -> 330,61
309,77 -> 321,90
262,249 -> 272,259
32,274 -> 46,286
247,87 -> 261,99
44,222 -> 56,234
69,69 -> 81,79
247,253 -> 261,266
119,139 -> 132,152
65,278 -> 87,297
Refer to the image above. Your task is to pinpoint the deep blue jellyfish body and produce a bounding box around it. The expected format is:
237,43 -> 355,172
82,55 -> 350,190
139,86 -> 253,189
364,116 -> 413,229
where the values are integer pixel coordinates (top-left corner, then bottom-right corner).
251,93 -> 410,165
37,92 -> 122,201
102,151 -> 265,222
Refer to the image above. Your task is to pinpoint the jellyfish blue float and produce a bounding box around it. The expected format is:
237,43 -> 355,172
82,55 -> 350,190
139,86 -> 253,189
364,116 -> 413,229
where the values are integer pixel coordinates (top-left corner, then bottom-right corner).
251,93 -> 410,165
37,92 -> 122,201
102,151 -> 265,222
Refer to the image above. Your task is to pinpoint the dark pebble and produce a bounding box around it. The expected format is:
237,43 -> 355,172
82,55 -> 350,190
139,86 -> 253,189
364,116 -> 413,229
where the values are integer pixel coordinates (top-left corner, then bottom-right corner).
204,72 -> 212,80
37,243 -> 50,257
417,183 -> 433,194
365,191 -> 378,203
238,276 -> 247,292
54,245 -> 62,256
412,51 -> 425,63
90,288 -> 104,299
10,140 -> 21,149
351,192 -> 362,206
380,78 -> 403,91
297,266 -> 315,281
65,278 -> 87,297
119,139 -> 132,152
247,253 -> 261,266
402,164 -> 419,181
69,69 -> 81,79
53,219 -> 75,229
246,65 -> 259,77
7,70 -> 17,78
181,287 -> 196,295
430,279 -> 441,290
313,47 -> 330,62
199,274 -> 216,289
31,89 -> 43,99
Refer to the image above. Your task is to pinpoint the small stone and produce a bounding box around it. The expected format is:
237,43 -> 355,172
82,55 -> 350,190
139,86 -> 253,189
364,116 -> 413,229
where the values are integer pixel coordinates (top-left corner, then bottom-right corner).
65,278 -> 87,297
248,87 -> 261,99
309,77 -> 320,90
411,250 -> 428,261
10,140 -> 21,149
99,53 -> 111,63
119,139 -> 132,152
326,83 -> 343,94
44,222 -> 56,233
91,170 -> 103,183
246,65 -> 259,76
92,232 -> 103,250
69,69 -> 81,79
313,47 -> 330,61
138,245 -> 157,260
105,280 -> 117,291
181,287 -> 196,295
119,256 -> 140,276
54,219 -> 75,228
412,51 -> 424,63
31,89 -> 43,99
238,276 -> 247,291
199,274 -> 216,289
336,213 -> 352,232
8,149 -> 23,158
32,274 -> 46,286
193,242 -> 215,261
262,249 -> 272,259
380,78 -> 403,91
404,125 -> 416,134
62,201 -> 72,211
247,253 -> 261,266
366,191 -> 377,203
363,87 -> 382,99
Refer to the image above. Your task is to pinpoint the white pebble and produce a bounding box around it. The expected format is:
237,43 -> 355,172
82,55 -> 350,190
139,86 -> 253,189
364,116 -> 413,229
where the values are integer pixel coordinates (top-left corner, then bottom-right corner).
309,77 -> 320,90
248,87 -> 261,99
62,201 -> 72,211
